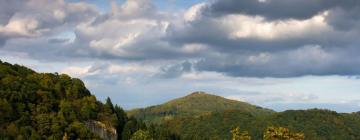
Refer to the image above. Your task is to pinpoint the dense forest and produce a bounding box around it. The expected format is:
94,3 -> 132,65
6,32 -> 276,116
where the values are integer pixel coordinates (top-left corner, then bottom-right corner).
1,60 -> 360,140
0,60 -> 178,140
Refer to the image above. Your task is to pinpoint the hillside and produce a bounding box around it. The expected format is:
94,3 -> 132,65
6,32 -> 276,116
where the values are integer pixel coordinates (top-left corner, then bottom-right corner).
164,109 -> 360,139
0,60 -> 178,140
128,91 -> 274,123
128,92 -> 360,140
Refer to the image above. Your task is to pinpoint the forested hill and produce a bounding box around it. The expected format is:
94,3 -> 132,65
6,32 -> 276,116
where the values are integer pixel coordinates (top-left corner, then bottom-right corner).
0,60 -> 178,140
129,92 -> 360,140
128,91 -> 274,123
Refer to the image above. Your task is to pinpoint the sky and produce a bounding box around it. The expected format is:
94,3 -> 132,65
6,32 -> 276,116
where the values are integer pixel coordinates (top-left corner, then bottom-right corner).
1,0 -> 360,113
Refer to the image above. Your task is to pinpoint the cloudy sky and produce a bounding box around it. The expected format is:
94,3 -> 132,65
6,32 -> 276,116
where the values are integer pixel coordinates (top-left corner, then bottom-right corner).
1,0 -> 360,112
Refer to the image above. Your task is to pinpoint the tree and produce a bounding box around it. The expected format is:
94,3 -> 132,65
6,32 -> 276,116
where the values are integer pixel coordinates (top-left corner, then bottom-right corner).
0,99 -> 12,122
231,126 -> 251,140
122,117 -> 147,140
114,105 -> 128,140
263,126 -> 304,140
105,97 -> 114,112
0,61 -> 120,139
130,130 -> 153,140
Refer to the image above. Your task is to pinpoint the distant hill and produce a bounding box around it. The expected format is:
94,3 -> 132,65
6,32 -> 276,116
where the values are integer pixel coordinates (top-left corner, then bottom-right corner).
128,91 -> 274,123
129,92 -> 360,140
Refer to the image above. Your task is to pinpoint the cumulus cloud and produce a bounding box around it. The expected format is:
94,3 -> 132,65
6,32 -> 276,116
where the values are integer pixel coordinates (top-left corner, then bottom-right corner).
162,0 -> 360,77
2,0 -> 360,78
0,0 -> 98,46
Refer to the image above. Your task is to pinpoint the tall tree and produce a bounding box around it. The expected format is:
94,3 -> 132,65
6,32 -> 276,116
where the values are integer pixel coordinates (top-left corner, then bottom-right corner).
114,105 -> 128,140
105,97 -> 114,112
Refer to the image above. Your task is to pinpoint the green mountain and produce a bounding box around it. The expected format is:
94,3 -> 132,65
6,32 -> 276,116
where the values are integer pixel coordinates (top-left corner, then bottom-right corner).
129,92 -> 360,140
0,60 -> 178,140
128,91 -> 274,123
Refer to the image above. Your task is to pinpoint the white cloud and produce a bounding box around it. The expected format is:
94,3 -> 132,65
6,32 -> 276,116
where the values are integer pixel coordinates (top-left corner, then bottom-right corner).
247,53 -> 272,64
181,43 -> 208,54
119,0 -> 154,17
184,3 -> 207,22
290,45 -> 333,63
61,65 -> 93,77
75,0 -> 172,58
0,0 -> 98,45
180,71 -> 226,80
0,17 -> 40,37
108,64 -> 156,74
224,12 -> 330,40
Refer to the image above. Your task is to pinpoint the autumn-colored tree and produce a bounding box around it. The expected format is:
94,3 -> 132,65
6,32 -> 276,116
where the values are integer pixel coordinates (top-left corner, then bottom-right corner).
231,126 -> 251,140
62,132 -> 69,140
263,126 -> 304,140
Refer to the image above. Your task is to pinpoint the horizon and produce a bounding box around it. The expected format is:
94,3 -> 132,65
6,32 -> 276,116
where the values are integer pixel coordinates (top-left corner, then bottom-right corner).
1,0 -> 360,113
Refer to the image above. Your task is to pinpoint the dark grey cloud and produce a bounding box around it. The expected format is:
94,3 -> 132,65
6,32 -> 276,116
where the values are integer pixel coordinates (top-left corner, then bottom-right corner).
204,0 -> 360,31
206,0 -> 358,20
157,61 -> 192,78
0,35 -> 7,46
193,45 -> 360,77
161,0 -> 360,77
48,38 -> 70,44
326,6 -> 360,30
0,0 -> 24,25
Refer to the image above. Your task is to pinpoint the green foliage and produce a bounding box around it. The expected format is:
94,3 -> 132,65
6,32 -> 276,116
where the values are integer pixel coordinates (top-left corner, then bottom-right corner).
159,108 -> 360,140
147,123 -> 180,140
114,105 -> 128,139
0,98 -> 12,122
0,60 -> 162,140
130,130 -> 153,140
106,97 -> 114,111
0,61 -> 108,139
122,117 -> 147,140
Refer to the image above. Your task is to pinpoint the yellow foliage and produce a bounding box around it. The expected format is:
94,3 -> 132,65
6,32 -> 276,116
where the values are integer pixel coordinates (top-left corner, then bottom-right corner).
231,126 -> 251,140
263,126 -> 304,140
